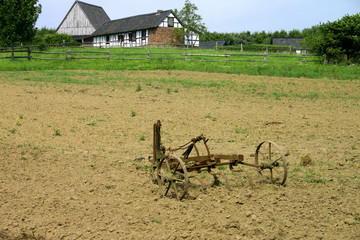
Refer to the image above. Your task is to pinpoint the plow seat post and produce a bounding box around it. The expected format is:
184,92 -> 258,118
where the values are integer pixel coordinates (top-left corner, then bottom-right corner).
153,120 -> 162,164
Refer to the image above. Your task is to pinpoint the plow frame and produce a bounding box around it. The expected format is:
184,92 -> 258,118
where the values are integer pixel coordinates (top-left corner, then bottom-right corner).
150,120 -> 287,200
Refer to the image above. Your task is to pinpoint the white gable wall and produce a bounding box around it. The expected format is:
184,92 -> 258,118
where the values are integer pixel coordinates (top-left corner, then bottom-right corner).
185,32 -> 200,47
158,14 -> 182,28
57,3 -> 95,36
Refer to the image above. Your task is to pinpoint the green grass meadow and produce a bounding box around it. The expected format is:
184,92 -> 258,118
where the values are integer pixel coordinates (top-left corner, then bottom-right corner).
0,47 -> 359,80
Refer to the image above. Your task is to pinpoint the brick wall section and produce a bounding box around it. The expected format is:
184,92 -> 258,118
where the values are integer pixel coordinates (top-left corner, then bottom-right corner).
148,28 -> 183,45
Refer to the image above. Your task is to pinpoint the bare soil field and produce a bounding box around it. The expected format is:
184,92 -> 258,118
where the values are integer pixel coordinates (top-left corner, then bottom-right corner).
0,70 -> 360,239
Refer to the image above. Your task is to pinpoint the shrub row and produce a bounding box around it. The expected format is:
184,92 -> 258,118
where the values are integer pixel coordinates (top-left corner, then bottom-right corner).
219,44 -> 296,53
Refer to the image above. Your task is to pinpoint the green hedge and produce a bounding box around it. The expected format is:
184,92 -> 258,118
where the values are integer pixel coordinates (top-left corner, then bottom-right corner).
219,44 -> 296,53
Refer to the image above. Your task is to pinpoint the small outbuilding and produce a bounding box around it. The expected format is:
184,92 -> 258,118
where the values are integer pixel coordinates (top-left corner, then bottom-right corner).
271,37 -> 305,53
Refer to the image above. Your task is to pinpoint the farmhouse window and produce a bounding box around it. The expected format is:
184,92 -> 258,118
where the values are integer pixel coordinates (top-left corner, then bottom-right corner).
142,30 -> 147,40
168,17 -> 174,27
129,32 -> 136,42
106,35 -> 110,43
119,34 -> 124,42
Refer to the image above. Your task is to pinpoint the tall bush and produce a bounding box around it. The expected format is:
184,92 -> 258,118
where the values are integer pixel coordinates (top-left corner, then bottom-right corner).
303,13 -> 360,64
0,0 -> 41,46
201,30 -> 303,45
43,33 -> 74,45
32,27 -> 77,49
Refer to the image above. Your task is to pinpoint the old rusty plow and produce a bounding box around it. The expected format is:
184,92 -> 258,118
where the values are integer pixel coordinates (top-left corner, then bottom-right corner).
149,120 -> 288,200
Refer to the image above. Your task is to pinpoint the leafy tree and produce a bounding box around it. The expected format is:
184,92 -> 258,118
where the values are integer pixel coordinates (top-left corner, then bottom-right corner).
0,0 -> 42,47
289,29 -> 303,38
33,27 -> 56,44
302,25 -> 320,38
226,33 -> 255,45
201,32 -> 255,45
201,31 -> 227,42
272,30 -> 288,38
36,27 -> 56,38
33,27 -> 77,48
303,13 -> 360,63
174,0 -> 207,46
253,31 -> 272,44
170,28 -> 185,45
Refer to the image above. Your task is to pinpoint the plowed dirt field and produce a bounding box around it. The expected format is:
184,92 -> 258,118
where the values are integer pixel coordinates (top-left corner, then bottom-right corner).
1,70 -> 360,239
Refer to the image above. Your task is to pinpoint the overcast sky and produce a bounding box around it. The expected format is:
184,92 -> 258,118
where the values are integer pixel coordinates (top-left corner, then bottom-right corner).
36,0 -> 359,33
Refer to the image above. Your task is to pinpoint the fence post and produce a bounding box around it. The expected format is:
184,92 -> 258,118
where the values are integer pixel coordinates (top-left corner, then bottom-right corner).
67,49 -> 71,60
107,49 -> 110,60
216,41 -> 218,51
27,47 -> 31,61
147,49 -> 150,60
264,52 -> 267,62
185,50 -> 189,61
266,46 -> 269,54
11,46 -> 14,61
241,43 -> 243,52
324,54 -> 328,64
63,40 -> 66,49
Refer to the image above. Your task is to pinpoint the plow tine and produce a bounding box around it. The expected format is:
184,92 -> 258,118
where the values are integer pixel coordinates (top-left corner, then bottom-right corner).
257,169 -> 267,184
190,175 -> 207,191
218,172 -> 231,191
231,168 -> 254,187
243,169 -> 254,187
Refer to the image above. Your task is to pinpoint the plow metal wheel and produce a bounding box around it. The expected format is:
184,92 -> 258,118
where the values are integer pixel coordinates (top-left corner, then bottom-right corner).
157,154 -> 189,200
255,140 -> 287,185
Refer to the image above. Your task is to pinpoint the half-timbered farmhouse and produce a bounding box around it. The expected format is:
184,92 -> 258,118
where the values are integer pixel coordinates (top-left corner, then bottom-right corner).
56,1 -> 199,47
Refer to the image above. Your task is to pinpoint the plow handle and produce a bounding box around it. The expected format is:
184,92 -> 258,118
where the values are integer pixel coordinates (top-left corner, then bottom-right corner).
153,120 -> 162,164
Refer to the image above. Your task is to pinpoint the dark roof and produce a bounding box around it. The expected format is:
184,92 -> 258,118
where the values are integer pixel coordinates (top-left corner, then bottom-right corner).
271,38 -> 304,49
77,1 -> 110,30
57,1 -> 110,32
92,10 -> 173,36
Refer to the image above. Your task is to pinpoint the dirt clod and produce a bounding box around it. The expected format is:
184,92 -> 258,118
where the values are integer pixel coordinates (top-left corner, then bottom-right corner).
300,154 -> 313,166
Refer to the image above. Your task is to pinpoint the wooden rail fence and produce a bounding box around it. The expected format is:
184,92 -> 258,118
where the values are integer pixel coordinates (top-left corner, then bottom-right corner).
0,47 -> 317,63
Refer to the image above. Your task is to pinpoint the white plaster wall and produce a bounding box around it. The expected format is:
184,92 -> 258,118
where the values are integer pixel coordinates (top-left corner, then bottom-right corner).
93,30 -> 149,47
185,32 -> 200,47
